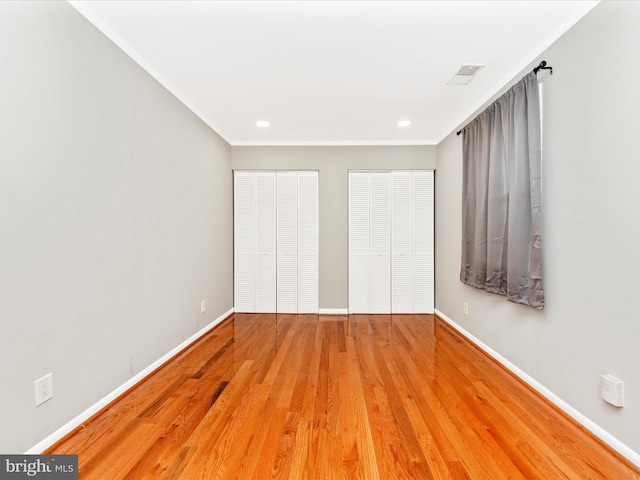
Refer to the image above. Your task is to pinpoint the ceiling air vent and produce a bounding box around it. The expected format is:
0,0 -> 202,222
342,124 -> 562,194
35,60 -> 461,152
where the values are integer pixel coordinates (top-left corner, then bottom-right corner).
447,65 -> 484,86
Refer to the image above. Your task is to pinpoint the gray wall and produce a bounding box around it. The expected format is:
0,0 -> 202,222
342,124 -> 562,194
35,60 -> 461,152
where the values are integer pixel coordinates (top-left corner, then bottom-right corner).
231,146 -> 436,309
0,2 -> 233,452
436,1 -> 640,453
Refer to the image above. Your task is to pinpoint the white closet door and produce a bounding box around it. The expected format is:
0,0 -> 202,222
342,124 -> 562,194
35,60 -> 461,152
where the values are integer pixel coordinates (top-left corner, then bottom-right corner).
277,172 -> 298,313
369,172 -> 390,313
234,172 -> 256,313
297,171 -> 319,313
412,171 -> 434,313
349,170 -> 434,315
255,172 -> 277,312
348,173 -> 370,314
391,171 -> 413,313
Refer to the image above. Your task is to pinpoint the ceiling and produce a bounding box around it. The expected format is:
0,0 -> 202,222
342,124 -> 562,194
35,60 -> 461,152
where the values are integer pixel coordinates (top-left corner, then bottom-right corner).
69,1 -> 598,146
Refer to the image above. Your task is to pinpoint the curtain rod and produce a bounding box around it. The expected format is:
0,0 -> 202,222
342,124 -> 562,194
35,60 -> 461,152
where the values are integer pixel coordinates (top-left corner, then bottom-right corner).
456,60 -> 552,136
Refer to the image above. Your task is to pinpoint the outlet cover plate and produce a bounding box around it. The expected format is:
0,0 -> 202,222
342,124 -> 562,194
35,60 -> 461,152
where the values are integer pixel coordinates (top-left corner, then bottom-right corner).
35,373 -> 54,406
600,374 -> 624,407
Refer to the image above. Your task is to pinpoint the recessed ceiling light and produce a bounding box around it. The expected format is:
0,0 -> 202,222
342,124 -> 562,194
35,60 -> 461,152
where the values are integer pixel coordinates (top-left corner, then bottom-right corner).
398,120 -> 411,127
256,120 -> 270,128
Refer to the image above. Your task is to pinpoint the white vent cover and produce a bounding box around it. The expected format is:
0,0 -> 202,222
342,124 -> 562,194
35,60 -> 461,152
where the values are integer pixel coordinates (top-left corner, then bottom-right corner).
447,65 -> 484,86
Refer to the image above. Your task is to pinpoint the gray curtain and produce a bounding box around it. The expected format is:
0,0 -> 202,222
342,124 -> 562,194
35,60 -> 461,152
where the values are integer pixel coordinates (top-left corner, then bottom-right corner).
460,71 -> 544,308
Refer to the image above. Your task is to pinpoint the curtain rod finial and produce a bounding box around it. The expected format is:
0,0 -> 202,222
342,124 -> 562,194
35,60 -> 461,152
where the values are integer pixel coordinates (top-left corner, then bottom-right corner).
534,60 -> 552,75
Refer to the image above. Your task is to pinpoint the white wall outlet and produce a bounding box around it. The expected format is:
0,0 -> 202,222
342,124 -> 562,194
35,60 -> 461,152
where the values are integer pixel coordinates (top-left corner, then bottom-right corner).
600,374 -> 624,407
200,300 -> 206,314
463,302 -> 469,316
35,373 -> 54,406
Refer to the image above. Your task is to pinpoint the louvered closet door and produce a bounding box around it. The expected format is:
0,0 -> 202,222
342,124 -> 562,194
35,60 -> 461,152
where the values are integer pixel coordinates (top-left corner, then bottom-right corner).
277,172 -> 298,313
234,172 -> 255,312
412,171 -> 434,313
350,170 -> 434,315
369,173 -> 391,313
391,171 -> 413,313
255,172 -> 277,312
235,170 -> 318,314
297,171 -> 319,313
348,173 -> 370,314
234,171 -> 276,313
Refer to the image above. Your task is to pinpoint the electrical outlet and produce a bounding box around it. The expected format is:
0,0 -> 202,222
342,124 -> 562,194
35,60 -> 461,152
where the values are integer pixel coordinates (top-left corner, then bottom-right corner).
35,373 -> 54,406
200,300 -> 206,314
463,302 -> 469,316
600,374 -> 624,407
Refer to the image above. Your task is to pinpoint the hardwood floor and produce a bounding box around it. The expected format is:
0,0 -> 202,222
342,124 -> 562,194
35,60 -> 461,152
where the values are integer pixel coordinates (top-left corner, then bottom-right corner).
48,314 -> 640,479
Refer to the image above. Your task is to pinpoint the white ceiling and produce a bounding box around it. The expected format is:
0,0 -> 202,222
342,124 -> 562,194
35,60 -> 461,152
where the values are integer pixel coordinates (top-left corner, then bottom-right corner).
70,1 -> 598,146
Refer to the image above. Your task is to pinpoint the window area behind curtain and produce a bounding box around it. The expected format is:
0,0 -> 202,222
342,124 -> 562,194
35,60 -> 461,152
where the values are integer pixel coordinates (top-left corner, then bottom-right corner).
460,71 -> 544,309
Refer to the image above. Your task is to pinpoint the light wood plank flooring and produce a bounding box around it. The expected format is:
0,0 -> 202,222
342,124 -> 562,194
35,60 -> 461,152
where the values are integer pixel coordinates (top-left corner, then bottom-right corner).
48,314 -> 640,479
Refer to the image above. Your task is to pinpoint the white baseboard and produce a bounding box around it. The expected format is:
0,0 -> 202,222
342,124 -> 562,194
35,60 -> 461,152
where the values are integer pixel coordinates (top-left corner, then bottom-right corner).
26,307 -> 235,454
319,308 -> 348,315
434,309 -> 640,468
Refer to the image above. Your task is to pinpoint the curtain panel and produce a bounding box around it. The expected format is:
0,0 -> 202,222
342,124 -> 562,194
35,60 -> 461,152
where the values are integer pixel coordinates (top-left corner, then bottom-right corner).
460,71 -> 544,308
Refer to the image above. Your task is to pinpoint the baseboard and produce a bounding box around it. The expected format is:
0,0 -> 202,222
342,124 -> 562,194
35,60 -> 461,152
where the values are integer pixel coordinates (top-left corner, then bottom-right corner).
319,308 -> 348,315
434,309 -> 640,469
26,307 -> 235,454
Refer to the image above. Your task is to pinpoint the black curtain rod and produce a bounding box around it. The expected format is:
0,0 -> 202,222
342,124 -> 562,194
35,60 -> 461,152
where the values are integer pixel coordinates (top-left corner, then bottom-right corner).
456,60 -> 552,135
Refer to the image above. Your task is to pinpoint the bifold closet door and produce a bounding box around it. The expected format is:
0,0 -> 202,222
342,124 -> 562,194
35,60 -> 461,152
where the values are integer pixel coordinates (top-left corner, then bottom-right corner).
277,171 -> 319,314
235,170 -> 318,314
277,171 -> 319,313
350,170 -> 434,315
391,171 -> 412,313
369,173 -> 391,313
348,173 -> 370,314
391,170 -> 434,314
276,172 -> 298,313
297,171 -> 319,313
348,172 -> 390,314
234,171 -> 276,313
411,171 -> 434,313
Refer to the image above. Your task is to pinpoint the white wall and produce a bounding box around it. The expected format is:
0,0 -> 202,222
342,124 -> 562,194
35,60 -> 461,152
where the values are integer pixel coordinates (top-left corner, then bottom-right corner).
435,1 -> 640,455
231,145 -> 436,310
0,2 -> 233,452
